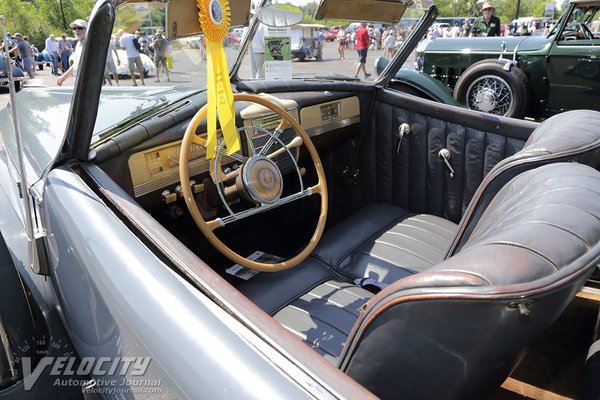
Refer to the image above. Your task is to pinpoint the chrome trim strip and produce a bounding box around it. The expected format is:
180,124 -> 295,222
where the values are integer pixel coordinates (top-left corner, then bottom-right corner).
306,116 -> 360,137
216,188 -> 313,227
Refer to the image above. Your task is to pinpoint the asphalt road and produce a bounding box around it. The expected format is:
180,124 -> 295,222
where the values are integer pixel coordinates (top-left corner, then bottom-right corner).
0,40 -> 412,110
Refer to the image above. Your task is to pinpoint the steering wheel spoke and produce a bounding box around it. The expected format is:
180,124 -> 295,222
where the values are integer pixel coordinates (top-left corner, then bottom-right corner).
191,134 -> 207,147
179,93 -> 328,272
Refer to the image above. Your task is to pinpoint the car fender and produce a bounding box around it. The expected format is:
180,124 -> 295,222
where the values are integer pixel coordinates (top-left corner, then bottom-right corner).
394,68 -> 462,106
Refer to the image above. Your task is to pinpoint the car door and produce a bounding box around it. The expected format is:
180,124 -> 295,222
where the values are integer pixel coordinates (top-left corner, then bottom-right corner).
546,4 -> 600,112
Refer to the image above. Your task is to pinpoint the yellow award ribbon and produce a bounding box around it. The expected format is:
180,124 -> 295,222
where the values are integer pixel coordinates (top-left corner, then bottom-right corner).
198,0 -> 240,158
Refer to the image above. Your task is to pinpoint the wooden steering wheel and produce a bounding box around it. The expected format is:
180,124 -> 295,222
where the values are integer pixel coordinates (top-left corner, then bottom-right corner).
179,93 -> 328,272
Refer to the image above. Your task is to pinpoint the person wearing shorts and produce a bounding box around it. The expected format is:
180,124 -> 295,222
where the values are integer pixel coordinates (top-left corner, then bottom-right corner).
152,29 -> 170,83
353,23 -> 371,80
336,28 -> 346,60
9,33 -> 35,78
116,29 -> 146,86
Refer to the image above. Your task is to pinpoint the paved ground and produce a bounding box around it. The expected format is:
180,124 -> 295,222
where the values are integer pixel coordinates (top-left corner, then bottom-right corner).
0,40 -> 411,109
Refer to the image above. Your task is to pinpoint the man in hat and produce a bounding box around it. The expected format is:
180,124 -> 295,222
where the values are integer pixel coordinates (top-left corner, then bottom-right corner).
151,29 -> 170,83
470,2 -> 501,37
8,33 -> 35,78
57,19 -> 88,86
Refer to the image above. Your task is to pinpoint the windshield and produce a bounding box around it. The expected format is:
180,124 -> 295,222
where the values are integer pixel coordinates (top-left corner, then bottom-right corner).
94,1 -> 422,141
111,1 -> 421,84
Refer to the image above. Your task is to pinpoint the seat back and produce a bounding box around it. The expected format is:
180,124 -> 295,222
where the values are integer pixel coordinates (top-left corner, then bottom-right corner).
448,109 -> 600,256
338,163 -> 600,400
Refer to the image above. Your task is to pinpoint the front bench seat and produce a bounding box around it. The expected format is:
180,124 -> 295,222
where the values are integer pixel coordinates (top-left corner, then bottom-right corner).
241,163 -> 600,399
311,109 -> 600,284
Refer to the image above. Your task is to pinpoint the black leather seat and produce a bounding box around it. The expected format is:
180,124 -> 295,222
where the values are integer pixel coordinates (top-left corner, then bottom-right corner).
310,109 -> 600,284
240,163 -> 600,399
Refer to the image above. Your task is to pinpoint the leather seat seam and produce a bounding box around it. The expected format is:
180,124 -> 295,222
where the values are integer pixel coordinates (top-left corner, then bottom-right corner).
475,242 -> 560,271
384,228 -> 452,249
367,241 -> 439,264
406,217 -> 457,236
334,212 -> 415,270
353,249 -> 424,274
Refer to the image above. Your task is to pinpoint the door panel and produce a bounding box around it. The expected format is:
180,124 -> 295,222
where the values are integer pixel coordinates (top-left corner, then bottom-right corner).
547,43 -> 600,112
358,90 -> 536,223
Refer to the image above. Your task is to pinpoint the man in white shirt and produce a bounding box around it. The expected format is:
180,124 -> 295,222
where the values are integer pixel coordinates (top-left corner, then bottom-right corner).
250,24 -> 265,79
116,29 -> 146,86
57,19 -> 87,86
45,34 -> 60,75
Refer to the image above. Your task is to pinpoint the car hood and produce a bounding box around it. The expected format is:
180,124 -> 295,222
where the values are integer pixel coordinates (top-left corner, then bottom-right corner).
0,86 -> 197,188
422,35 -> 552,54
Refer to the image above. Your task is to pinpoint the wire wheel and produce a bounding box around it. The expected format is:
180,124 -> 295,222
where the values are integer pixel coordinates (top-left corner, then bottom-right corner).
453,59 -> 529,119
466,75 -> 513,115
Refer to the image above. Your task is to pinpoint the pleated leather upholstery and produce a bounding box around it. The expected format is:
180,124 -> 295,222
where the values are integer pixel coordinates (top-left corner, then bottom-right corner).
359,94 -> 530,223
312,204 -> 457,284
340,163 -> 600,399
449,109 -> 600,255
273,280 -> 372,364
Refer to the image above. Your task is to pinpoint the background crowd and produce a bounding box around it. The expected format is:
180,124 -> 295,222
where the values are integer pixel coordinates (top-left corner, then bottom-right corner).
2,22 -> 172,87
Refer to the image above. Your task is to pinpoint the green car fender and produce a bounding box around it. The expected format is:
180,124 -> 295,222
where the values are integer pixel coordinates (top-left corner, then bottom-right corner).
394,68 -> 462,107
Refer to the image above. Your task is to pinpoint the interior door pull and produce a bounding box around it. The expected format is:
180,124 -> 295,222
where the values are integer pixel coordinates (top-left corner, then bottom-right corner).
438,148 -> 455,179
396,123 -> 410,156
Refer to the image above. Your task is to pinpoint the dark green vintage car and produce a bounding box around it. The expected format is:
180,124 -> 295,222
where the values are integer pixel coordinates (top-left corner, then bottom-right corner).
397,0 -> 600,119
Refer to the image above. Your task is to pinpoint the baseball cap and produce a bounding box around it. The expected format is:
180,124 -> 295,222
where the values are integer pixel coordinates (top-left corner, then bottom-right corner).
156,29 -> 163,34
13,33 -> 22,38
69,19 -> 88,29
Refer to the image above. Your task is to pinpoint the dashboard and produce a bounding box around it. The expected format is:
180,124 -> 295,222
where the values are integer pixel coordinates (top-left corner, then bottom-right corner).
126,93 -> 360,201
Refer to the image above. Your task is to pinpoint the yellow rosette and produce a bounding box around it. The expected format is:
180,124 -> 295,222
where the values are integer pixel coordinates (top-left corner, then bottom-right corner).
198,0 -> 240,158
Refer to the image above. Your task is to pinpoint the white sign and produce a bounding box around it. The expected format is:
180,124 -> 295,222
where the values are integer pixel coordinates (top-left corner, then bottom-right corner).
264,26 -> 292,81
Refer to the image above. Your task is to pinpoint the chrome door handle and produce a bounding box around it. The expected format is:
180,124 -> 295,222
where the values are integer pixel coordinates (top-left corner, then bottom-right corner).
438,148 -> 455,179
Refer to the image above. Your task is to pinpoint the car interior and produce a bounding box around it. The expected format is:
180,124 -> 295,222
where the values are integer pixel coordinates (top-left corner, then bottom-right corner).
81,73 -> 600,397
54,0 -> 600,398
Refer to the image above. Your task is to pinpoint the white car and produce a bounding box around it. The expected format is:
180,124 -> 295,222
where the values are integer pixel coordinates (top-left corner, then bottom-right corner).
112,49 -> 155,78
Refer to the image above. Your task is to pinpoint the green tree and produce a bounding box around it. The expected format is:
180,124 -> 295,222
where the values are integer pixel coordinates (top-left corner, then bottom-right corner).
1,0 -> 94,50
0,0 -> 50,48
435,0 -> 478,18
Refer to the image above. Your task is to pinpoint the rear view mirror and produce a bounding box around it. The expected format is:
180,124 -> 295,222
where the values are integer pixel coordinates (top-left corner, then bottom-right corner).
257,5 -> 304,27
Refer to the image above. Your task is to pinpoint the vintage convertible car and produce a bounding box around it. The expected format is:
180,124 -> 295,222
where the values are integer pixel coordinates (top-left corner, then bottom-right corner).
378,0 -> 600,119
1,0 -> 600,399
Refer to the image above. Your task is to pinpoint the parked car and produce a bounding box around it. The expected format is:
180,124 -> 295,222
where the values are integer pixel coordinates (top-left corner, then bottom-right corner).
1,0 -> 600,399
291,23 -> 325,61
114,49 -> 155,78
33,48 -> 52,70
225,28 -> 243,47
0,53 -> 25,91
384,0 -> 600,119
325,25 -> 342,41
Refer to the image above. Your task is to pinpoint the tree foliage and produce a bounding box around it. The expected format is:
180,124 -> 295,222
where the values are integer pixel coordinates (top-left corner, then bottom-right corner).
0,0 -> 94,50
